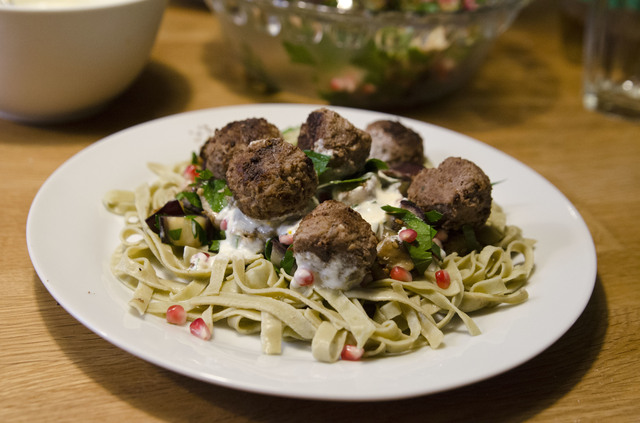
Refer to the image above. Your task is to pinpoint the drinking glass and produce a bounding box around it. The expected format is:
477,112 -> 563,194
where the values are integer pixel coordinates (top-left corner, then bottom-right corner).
583,0 -> 640,120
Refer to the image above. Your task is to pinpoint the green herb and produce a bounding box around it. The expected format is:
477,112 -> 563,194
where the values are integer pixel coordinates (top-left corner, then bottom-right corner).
424,209 -> 443,224
191,151 -> 199,165
365,158 -> 389,172
195,169 -> 214,183
168,228 -> 182,241
188,216 -> 208,245
201,179 -> 232,213
208,229 -> 226,253
209,239 -> 222,253
304,150 -> 332,177
264,239 -> 296,274
382,205 -> 439,273
281,246 -> 296,275
416,2 -> 440,12
462,224 -> 481,252
176,191 -> 202,210
283,41 -> 317,65
318,172 -> 375,191
264,238 -> 274,261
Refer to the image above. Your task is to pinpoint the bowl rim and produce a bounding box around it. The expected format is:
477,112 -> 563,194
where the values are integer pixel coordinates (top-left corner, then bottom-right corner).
206,0 -> 531,24
0,0 -> 160,13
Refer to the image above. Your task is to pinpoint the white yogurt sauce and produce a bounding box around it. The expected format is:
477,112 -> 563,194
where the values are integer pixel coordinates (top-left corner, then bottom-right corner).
208,201 -> 309,265
335,174 -> 403,236
313,138 -> 333,157
293,251 -> 364,290
217,200 -> 310,242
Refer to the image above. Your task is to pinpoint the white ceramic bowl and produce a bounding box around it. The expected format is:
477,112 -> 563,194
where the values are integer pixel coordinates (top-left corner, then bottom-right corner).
0,0 -> 167,124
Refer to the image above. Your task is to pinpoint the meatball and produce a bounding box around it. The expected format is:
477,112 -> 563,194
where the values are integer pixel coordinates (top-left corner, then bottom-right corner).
200,118 -> 281,179
225,138 -> 318,221
366,119 -> 425,168
292,200 -> 378,290
297,108 -> 371,179
407,157 -> 492,231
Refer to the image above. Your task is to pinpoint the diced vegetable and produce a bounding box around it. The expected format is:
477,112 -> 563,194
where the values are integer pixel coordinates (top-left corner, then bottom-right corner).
145,200 -> 185,233
158,215 -> 212,247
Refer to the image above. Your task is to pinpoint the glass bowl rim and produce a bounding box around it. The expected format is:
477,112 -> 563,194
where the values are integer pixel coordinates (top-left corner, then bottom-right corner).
207,0 -> 531,25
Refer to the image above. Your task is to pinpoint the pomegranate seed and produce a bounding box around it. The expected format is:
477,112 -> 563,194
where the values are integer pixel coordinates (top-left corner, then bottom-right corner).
341,345 -> 364,361
399,228 -> 418,243
435,269 -> 451,289
183,164 -> 199,182
390,266 -> 412,282
166,305 -> 187,325
279,233 -> 293,245
220,219 -> 228,231
293,268 -> 314,286
190,318 -> 212,340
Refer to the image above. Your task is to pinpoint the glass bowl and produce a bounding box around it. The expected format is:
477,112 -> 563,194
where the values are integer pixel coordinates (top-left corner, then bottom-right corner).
205,0 -> 530,109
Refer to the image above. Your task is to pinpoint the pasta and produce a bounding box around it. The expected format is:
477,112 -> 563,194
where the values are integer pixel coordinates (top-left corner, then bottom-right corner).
103,158 -> 535,363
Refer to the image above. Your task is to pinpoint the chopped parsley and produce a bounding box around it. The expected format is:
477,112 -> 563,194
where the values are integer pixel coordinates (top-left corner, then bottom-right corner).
200,178 -> 232,213
281,246 -> 296,275
188,216 -> 209,245
304,150 -> 331,178
176,190 -> 202,210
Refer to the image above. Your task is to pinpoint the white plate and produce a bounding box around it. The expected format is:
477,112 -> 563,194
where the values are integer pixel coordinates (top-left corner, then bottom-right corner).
27,104 -> 596,401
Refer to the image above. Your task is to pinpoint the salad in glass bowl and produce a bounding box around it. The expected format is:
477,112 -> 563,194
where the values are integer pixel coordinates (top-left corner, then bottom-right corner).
205,0 -> 530,109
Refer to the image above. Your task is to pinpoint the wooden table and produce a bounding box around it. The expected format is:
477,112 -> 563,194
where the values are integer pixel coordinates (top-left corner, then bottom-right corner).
2,0 -> 639,421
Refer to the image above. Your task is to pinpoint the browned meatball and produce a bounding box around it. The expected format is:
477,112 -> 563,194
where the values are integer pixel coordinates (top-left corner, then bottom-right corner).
366,119 -> 425,168
292,200 -> 378,290
226,138 -> 318,220
297,108 -> 371,179
199,118 -> 281,180
407,157 -> 492,231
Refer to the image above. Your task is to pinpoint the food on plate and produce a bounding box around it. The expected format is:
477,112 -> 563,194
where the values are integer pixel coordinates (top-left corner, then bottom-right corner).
292,200 -> 378,290
407,156 -> 492,231
199,117 -> 281,179
226,137 -> 318,220
298,107 -> 372,180
103,108 -> 535,363
366,119 -> 426,172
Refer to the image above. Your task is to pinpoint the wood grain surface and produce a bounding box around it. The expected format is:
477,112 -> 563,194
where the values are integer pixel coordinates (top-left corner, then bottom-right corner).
2,0 -> 639,421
